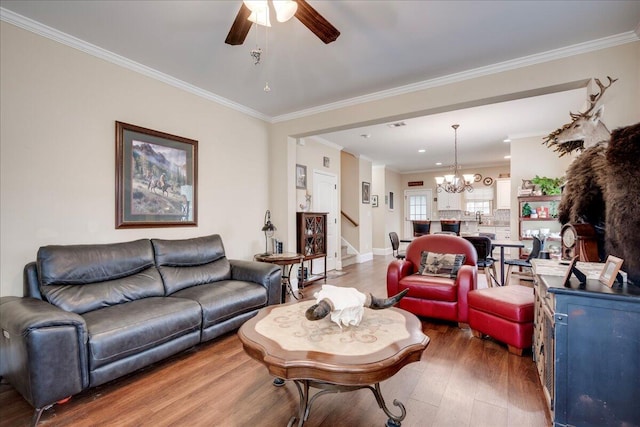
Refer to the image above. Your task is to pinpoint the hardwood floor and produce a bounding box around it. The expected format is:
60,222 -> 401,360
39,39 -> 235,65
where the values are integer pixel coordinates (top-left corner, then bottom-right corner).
0,255 -> 550,427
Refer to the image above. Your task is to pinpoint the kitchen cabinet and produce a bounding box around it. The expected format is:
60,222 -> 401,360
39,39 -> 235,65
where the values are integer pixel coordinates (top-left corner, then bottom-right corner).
479,225 -> 512,257
495,178 -> 511,210
437,191 -> 462,210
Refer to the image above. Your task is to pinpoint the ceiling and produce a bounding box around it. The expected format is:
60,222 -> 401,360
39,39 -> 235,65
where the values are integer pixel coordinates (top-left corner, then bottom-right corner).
2,1 -> 639,172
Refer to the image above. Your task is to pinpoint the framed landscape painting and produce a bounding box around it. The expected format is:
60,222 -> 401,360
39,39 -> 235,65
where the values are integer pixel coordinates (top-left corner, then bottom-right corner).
115,121 -> 198,228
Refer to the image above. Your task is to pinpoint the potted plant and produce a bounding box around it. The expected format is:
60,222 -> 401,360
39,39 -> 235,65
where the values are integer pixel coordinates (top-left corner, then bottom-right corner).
531,175 -> 563,195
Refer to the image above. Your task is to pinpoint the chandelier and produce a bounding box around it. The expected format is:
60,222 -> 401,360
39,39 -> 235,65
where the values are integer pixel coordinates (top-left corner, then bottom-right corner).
435,124 -> 474,193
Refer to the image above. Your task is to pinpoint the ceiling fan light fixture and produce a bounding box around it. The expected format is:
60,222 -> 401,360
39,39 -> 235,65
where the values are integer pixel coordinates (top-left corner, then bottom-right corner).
247,10 -> 271,27
243,0 -> 268,13
272,0 -> 298,22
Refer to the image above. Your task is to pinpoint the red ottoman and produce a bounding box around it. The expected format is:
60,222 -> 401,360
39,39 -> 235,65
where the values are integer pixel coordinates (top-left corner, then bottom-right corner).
468,285 -> 534,356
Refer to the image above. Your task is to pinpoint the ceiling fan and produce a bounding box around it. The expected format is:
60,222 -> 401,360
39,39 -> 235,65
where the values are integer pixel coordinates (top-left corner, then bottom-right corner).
225,0 -> 340,45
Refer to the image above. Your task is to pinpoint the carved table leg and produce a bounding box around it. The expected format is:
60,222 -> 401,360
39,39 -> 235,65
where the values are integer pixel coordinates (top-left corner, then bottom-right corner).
286,380 -> 406,426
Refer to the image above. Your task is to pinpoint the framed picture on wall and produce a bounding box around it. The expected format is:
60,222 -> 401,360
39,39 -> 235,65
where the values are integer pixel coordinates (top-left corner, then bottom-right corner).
389,192 -> 395,211
115,121 -> 198,228
296,164 -> 307,189
372,195 -> 378,207
362,182 -> 370,204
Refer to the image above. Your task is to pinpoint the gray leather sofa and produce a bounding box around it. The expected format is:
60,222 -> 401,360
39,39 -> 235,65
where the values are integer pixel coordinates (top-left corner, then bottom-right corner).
0,234 -> 281,425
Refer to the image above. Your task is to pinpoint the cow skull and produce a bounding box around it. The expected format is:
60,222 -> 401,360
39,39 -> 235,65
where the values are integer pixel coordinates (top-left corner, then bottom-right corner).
544,76 -> 617,156
305,285 -> 409,327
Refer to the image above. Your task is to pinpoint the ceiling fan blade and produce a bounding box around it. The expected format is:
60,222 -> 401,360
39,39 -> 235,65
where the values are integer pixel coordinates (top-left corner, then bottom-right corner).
225,3 -> 252,45
295,0 -> 340,44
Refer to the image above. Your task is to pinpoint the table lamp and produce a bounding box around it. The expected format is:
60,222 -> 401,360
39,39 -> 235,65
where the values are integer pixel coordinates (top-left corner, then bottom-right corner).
261,210 -> 276,255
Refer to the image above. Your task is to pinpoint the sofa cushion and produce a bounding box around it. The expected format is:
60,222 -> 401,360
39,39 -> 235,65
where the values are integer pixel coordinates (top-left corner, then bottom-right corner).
398,274 -> 457,302
37,240 -> 164,314
171,280 -> 267,329
82,297 -> 201,370
42,267 -> 165,314
152,234 -> 232,294
38,239 -> 155,286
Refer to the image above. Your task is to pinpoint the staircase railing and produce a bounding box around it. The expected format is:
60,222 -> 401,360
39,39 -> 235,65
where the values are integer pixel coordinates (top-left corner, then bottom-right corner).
341,210 -> 358,227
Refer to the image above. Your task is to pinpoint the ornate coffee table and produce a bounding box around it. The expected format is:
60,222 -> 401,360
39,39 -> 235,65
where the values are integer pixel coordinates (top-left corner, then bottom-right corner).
238,300 -> 429,426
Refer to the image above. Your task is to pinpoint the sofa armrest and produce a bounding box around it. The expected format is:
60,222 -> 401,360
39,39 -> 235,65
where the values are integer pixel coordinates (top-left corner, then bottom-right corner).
455,265 -> 478,323
229,260 -> 281,306
386,259 -> 415,296
0,296 -> 88,410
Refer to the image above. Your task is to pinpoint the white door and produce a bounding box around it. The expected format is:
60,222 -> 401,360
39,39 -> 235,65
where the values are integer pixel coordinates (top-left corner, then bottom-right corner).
313,170 -> 338,272
404,189 -> 433,239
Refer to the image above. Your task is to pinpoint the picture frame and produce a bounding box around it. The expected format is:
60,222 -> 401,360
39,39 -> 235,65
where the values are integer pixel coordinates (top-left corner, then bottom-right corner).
323,156 -> 330,168
389,191 -> 395,211
296,164 -> 307,189
115,121 -> 197,228
561,256 -> 579,287
362,181 -> 370,204
372,195 -> 378,207
599,255 -> 624,287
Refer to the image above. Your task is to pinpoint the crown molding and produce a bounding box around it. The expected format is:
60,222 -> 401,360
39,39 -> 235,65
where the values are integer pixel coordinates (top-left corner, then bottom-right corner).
0,8 -> 270,123
304,136 -> 343,151
2,7 -> 637,126
272,31 -> 639,123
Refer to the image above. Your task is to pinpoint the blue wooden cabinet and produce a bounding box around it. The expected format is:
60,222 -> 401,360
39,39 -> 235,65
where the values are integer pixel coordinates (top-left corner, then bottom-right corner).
535,273 -> 640,426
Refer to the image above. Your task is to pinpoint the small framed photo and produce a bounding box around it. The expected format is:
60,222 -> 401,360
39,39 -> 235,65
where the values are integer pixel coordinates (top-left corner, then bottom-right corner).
389,191 -> 395,211
362,182 -> 370,204
561,256 -> 579,287
323,156 -> 330,168
372,195 -> 378,207
296,164 -> 307,189
599,255 -> 624,287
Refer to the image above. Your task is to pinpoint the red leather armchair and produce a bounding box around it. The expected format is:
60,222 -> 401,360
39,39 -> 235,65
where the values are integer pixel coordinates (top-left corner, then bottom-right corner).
387,234 -> 478,325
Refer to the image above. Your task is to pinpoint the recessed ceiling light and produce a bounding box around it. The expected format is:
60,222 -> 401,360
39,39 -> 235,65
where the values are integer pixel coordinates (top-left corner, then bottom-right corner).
435,162 -> 442,166
503,138 -> 511,143
504,155 -> 511,159
387,121 -> 406,128
418,149 -> 426,153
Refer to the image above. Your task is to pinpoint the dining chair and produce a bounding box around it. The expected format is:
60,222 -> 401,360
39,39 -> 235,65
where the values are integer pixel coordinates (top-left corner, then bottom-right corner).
504,236 -> 542,285
440,220 -> 461,235
388,232 -> 406,259
463,235 -> 499,287
412,220 -> 431,236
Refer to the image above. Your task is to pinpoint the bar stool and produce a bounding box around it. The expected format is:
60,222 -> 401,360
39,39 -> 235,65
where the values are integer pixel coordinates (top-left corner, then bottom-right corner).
440,220 -> 461,235
412,220 -> 431,236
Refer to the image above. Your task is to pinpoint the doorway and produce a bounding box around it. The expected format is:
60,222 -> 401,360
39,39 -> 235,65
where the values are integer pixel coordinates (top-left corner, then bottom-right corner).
313,170 -> 338,272
403,189 -> 433,239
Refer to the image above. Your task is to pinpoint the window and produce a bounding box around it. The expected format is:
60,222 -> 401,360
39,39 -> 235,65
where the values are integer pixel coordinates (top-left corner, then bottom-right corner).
466,200 -> 492,215
408,195 -> 428,220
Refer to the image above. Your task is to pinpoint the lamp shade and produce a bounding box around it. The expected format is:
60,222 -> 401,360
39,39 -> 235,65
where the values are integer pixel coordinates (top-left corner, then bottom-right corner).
272,0 -> 298,22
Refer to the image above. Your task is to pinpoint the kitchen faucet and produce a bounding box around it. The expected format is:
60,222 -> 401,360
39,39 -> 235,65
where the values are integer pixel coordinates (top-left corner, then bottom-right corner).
475,211 -> 483,224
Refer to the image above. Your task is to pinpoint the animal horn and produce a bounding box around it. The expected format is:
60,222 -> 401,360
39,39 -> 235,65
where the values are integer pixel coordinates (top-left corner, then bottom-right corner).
305,299 -> 333,321
367,289 -> 409,310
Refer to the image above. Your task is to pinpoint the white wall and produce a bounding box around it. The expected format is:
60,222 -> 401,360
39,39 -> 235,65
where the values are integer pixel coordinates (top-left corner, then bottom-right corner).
0,22 -> 271,296
358,157 -> 373,258
371,165 -> 386,252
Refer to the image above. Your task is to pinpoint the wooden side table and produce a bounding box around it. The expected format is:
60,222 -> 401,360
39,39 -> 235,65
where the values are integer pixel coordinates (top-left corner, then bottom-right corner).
254,252 -> 305,303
